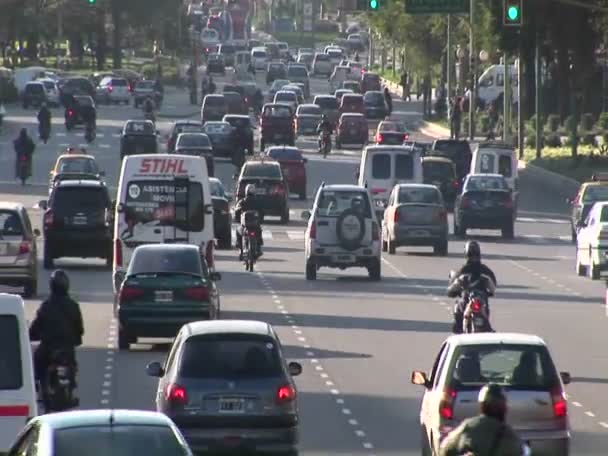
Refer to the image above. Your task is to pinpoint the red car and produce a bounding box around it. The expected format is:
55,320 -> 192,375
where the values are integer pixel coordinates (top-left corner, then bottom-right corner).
266,146 -> 308,200
339,93 -> 365,115
335,113 -> 368,148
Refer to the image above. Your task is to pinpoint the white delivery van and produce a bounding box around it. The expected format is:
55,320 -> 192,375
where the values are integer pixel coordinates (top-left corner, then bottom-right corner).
474,64 -> 519,107
14,67 -> 47,95
357,145 -> 423,216
0,294 -> 37,453
251,47 -> 269,70
471,141 -> 518,192
113,154 -> 215,292
234,50 -> 252,75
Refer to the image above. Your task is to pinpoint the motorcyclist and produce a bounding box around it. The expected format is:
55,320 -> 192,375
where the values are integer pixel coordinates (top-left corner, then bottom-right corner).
37,102 -> 51,142
13,128 -> 35,179
80,99 -> 96,131
447,241 -> 497,333
439,383 -> 523,456
354,51 -> 360,63
29,270 -> 84,405
234,184 -> 263,260
253,88 -> 264,116
143,96 -> 156,122
384,87 -> 393,116
316,114 -> 333,153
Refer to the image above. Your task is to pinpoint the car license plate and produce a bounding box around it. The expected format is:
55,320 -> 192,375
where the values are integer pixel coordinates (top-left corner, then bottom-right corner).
256,188 -> 267,195
474,317 -> 486,326
350,129 -> 357,135
0,244 -> 7,255
72,216 -> 87,225
219,398 -> 245,413
334,254 -> 355,263
154,290 -> 173,302
411,230 -> 429,237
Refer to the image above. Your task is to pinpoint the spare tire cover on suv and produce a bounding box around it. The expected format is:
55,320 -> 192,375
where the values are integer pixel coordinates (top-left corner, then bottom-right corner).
336,208 -> 365,251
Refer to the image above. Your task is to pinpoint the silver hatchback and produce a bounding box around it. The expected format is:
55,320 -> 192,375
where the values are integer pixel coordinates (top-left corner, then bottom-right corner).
411,333 -> 571,456
147,320 -> 302,454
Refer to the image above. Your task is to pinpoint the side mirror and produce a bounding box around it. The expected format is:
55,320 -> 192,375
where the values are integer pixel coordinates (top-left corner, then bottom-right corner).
576,220 -> 587,228
38,200 -> 48,211
354,171 -> 360,180
288,361 -> 302,376
410,370 -> 430,387
301,210 -> 311,220
449,270 -> 456,280
522,443 -> 532,456
302,157 -> 308,163
210,271 -> 222,281
116,203 -> 124,213
226,193 -> 233,202
560,371 -> 571,385
99,170 -> 105,176
146,361 -> 165,377
233,173 -> 238,180
33,229 -> 40,237
204,204 -> 214,215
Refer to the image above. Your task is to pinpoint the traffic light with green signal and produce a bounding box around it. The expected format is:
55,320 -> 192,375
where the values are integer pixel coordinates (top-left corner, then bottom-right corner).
356,0 -> 381,11
369,0 -> 379,10
87,0 -> 96,4
503,0 -> 522,26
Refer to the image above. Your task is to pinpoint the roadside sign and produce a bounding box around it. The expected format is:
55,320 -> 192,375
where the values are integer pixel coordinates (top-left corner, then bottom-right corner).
303,1 -> 313,32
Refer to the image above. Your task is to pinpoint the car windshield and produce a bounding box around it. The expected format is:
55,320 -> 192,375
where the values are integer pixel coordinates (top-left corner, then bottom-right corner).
53,425 -> 189,456
209,180 -> 226,197
287,67 -> 307,77
397,187 -> 441,204
315,54 -> 330,61
242,163 -> 282,179
379,122 -> 403,132
447,344 -> 559,390
58,157 -> 99,174
423,161 -> 455,180
128,248 -> 203,276
315,97 -> 338,109
0,211 -> 23,236
298,106 -> 321,116
275,92 -> 296,101
263,105 -> 292,117
177,134 -> 210,148
582,185 -> 608,203
123,180 -> 205,232
268,148 -> 303,161
126,122 -> 155,134
53,187 -> 108,216
466,176 -> 509,191
179,334 -> 283,379
204,123 -> 231,134
317,190 -> 372,218
204,96 -> 225,106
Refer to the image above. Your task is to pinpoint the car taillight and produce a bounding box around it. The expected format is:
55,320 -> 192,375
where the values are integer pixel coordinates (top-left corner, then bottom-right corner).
403,133 -> 410,140
470,298 -> 481,312
43,210 -> 54,228
552,387 -> 567,418
376,134 -> 383,143
393,210 -> 400,223
439,388 -> 456,420
452,179 -> 460,189
119,285 -> 145,301
107,85 -> 113,92
272,184 -> 285,195
206,241 -> 215,268
276,385 -> 296,403
114,239 -> 122,267
18,241 -> 30,255
67,109 -> 74,117
309,220 -> 316,239
460,197 -> 470,209
434,209 -> 447,222
165,384 -> 188,405
184,286 -> 209,301
503,199 -> 514,209
372,222 -> 379,241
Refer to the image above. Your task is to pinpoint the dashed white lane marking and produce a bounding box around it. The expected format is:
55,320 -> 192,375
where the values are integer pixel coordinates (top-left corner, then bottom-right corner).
100,318 -> 117,406
572,401 -> 582,407
586,411 -> 596,417
600,422 -> 608,428
256,270 -> 377,453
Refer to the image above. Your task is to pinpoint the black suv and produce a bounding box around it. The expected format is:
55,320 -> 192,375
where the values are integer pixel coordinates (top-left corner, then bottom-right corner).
120,120 -> 158,159
266,62 -> 287,85
223,114 -> 255,154
65,95 -> 96,130
58,77 -> 96,105
39,180 -> 113,269
167,121 -> 204,153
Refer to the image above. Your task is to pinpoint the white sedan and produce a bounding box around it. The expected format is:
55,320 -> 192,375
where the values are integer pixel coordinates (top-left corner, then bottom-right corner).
575,200 -> 608,279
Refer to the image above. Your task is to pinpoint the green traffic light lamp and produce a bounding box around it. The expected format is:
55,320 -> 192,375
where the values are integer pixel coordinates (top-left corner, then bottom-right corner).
369,0 -> 378,9
507,5 -> 519,21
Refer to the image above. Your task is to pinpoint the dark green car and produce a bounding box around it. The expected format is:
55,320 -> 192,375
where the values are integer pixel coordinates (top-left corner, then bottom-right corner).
115,244 -> 221,350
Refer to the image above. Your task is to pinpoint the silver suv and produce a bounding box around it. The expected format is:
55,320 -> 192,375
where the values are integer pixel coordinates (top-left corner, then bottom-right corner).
302,184 -> 381,280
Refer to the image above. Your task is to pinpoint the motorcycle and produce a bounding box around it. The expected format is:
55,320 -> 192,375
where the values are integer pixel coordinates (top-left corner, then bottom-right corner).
144,110 -> 156,124
84,122 -> 96,143
449,271 -> 495,334
39,122 -> 50,144
17,153 -> 29,185
39,349 -> 79,413
319,131 -> 331,158
64,107 -> 76,131
241,211 -> 260,272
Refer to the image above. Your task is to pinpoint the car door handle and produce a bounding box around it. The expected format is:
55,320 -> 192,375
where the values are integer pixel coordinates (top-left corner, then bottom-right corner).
154,228 -> 161,234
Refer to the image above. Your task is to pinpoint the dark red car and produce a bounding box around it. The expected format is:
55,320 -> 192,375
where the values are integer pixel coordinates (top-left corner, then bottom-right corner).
339,93 -> 365,115
335,113 -> 368,148
266,146 -> 308,200
361,72 -> 382,93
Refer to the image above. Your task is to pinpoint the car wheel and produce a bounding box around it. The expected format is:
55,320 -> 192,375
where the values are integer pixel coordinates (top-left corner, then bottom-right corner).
501,223 -> 514,239
368,258 -> 381,281
434,240 -> 448,256
105,253 -> 112,269
305,260 -> 317,280
589,250 -> 600,280
421,427 -> 432,456
388,238 -> 396,255
218,231 -> 232,249
381,238 -> 387,252
280,208 -> 290,224
260,139 -> 265,152
454,221 -> 466,238
571,227 -> 577,243
43,244 -> 54,270
23,279 -> 37,298
576,250 -> 587,276
118,328 -> 131,350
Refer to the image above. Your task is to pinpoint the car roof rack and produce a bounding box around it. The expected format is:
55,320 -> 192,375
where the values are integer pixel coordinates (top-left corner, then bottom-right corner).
477,141 -> 514,149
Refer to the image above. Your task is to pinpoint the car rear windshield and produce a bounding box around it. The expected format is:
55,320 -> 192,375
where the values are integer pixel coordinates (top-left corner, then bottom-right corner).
423,161 -> 455,180
252,51 -> 267,57
58,158 -> 99,175
342,96 -> 363,108
298,105 -> 321,116
179,334 -> 283,379
204,123 -> 231,134
225,117 -> 251,128
317,190 -> 372,218
315,97 -> 338,109
27,84 -> 44,93
129,248 -> 203,276
112,79 -> 128,86
124,180 -> 205,232
315,54 -> 330,61
242,163 -> 282,179
498,154 -> 512,177
371,153 -> 414,179
53,187 -> 109,215
379,122 -> 403,132
263,105 -> 292,117
364,92 -> 384,104
220,45 -> 235,53
126,122 -> 155,135
0,211 -> 23,236
447,344 -> 559,390
275,92 -> 296,101
398,187 -> 441,204
288,67 -> 307,78
466,176 -> 509,191
54,426 -> 189,456
364,74 -> 380,82
136,81 -> 155,89
177,134 -> 210,148
268,148 -> 302,161
204,96 -> 225,106
0,315 -> 22,389
269,63 -> 285,70
583,185 -> 608,203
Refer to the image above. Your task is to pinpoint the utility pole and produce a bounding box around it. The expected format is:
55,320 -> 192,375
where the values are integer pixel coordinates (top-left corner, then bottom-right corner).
57,0 -> 63,66
503,52 -> 511,142
517,35 -> 524,159
447,14 -> 452,119
468,0 -> 476,140
534,30 -> 541,159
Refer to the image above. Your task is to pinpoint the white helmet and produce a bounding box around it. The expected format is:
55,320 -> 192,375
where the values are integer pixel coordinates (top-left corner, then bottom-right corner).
245,184 -> 256,196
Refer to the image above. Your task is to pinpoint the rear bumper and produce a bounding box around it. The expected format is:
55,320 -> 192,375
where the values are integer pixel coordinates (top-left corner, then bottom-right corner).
392,225 -> 448,246
180,425 -> 297,453
0,266 -> 36,282
458,211 -> 513,229
118,309 -> 212,337
253,198 -> 288,216
45,231 -> 111,257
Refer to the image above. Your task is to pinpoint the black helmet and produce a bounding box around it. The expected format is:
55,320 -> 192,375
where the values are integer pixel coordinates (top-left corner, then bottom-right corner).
50,269 -> 70,295
478,383 -> 507,420
464,240 -> 481,262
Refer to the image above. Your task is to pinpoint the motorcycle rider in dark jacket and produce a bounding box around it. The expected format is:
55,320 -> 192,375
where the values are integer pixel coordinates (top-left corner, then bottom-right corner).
13,128 -> 35,179
447,241 -> 497,333
30,270 -> 84,403
316,114 -> 333,152
234,184 -> 263,259
37,103 -> 51,142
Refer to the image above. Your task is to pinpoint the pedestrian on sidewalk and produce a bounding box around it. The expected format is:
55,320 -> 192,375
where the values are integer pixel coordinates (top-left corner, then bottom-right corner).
384,87 -> 393,117
450,96 -> 462,140
400,71 -> 410,101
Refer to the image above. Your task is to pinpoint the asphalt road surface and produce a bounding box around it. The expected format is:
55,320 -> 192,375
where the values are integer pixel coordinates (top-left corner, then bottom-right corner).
1,65 -> 607,455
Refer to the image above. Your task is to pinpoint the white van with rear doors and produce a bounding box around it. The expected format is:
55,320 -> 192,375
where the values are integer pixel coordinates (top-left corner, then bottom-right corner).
357,145 -> 423,219
112,154 -> 214,293
0,293 -> 37,454
471,141 -> 518,197
234,50 -> 252,75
